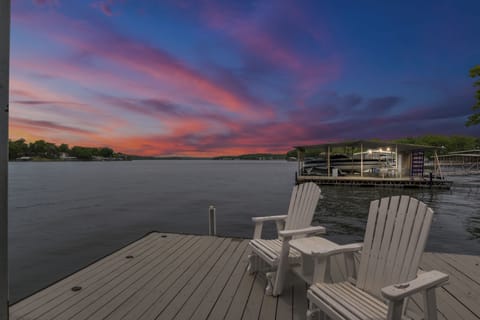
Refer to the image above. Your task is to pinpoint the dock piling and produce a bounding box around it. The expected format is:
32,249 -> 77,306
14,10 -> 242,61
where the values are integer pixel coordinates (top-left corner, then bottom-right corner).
208,205 -> 216,236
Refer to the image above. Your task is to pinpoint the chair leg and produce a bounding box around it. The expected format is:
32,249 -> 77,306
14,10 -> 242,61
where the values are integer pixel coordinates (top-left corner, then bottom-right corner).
423,288 -> 439,320
387,300 -> 404,320
265,272 -> 275,296
307,301 -> 320,320
247,254 -> 258,274
272,247 -> 290,296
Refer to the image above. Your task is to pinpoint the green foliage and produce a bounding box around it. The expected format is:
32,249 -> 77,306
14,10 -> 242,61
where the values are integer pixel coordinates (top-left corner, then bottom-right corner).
9,138 -> 120,161
99,147 -> 114,158
58,144 -> 69,153
466,65 -> 480,126
8,138 -> 29,160
70,146 -> 97,160
394,135 -> 479,154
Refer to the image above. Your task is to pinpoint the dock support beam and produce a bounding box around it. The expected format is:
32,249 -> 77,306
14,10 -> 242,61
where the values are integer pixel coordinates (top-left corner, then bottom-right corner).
360,144 -> 364,177
0,0 -> 10,318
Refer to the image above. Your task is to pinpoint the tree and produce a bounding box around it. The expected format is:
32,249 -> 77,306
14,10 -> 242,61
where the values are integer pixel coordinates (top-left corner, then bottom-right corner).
466,65 -> 480,126
58,144 -> 69,153
29,140 -> 48,156
8,138 -> 28,160
99,147 -> 114,158
70,146 -> 95,160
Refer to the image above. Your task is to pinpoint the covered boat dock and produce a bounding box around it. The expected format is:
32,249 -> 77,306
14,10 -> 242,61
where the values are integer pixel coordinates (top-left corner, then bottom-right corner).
437,149 -> 480,175
295,140 -> 452,189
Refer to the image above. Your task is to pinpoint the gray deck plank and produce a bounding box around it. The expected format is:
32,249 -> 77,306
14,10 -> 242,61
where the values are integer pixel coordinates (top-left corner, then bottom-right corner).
77,235 -> 206,320
9,233 -> 480,320
121,236 -> 222,320
183,240 -> 249,320
13,233 -> 180,320
223,271 -> 257,320
206,244 -> 252,320
422,253 -> 480,318
292,278 -> 307,320
259,293 -> 278,320
102,236 -> 216,320
138,238 -> 231,320
165,240 -> 240,320
241,274 -> 266,320
276,285 -> 293,320
439,253 -> 480,286
43,235 -> 194,320
10,232 -> 165,317
421,253 -> 480,320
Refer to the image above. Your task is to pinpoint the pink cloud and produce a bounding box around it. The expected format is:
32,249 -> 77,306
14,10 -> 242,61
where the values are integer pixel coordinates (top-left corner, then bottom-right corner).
198,1 -> 342,96
33,0 -> 58,6
14,9 -> 275,119
11,117 -> 95,135
10,3 -> 343,156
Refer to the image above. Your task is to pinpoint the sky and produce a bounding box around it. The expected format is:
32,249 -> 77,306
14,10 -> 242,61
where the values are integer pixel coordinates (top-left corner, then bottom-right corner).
9,0 -> 480,156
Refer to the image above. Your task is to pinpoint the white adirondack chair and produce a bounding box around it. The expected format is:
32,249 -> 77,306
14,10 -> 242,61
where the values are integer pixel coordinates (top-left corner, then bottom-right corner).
248,182 -> 325,296
301,195 -> 449,320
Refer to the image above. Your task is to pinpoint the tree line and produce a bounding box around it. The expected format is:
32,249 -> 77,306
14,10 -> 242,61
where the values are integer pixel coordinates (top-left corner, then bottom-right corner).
8,138 -> 124,161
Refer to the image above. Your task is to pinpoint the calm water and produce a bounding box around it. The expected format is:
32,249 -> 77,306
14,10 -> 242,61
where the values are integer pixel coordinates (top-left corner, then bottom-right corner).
8,160 -> 480,302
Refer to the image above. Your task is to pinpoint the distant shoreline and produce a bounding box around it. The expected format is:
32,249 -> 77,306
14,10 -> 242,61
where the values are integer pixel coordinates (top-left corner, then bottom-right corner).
10,157 -> 291,162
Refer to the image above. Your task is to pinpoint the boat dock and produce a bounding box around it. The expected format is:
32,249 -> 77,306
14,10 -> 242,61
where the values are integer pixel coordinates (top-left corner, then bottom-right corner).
294,140 -> 453,189
297,175 -> 453,189
10,232 -> 480,320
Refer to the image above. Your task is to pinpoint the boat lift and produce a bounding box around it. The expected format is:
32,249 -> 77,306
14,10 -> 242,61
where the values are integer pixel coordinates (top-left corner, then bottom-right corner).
295,140 -> 449,188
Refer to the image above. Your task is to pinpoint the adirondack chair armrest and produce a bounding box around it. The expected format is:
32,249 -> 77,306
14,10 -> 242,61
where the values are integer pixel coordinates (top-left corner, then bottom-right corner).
252,215 -> 288,239
278,226 -> 326,239
381,270 -> 449,301
251,215 -> 288,223
298,242 -> 363,257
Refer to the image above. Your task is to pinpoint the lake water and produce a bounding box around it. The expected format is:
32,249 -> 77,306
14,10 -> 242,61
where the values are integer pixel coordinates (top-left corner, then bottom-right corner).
8,160 -> 480,303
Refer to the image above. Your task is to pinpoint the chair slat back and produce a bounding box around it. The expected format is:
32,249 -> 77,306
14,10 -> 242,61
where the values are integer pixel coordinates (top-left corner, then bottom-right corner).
356,196 -> 434,298
284,182 -> 321,237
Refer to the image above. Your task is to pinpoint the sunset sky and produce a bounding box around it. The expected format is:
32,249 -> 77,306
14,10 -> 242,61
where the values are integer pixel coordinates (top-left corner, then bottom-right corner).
9,0 -> 480,156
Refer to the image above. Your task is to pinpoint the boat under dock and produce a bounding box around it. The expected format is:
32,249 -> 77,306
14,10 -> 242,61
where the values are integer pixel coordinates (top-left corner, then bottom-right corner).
10,232 -> 480,320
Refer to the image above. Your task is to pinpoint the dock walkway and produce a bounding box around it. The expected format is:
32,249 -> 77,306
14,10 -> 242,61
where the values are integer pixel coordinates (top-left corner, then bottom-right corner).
297,175 -> 452,189
10,233 -> 480,320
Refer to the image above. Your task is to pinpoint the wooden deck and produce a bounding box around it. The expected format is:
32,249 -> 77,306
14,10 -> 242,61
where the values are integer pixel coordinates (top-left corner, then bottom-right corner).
10,233 -> 480,320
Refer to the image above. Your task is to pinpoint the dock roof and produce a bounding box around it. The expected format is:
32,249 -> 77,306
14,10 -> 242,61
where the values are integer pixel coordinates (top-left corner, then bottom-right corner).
294,140 -> 440,152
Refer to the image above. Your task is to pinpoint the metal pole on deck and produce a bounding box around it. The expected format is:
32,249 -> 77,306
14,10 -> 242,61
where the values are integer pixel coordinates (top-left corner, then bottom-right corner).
0,0 -> 10,318
208,205 -> 216,236
360,144 -> 363,177
327,146 -> 331,177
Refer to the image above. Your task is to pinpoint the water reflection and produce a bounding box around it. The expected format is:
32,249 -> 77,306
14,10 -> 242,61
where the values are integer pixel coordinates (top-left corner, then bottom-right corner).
313,177 -> 480,254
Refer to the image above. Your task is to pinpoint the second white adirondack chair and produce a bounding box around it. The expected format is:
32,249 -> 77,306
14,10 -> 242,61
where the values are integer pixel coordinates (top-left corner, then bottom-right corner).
248,182 -> 325,296
296,195 -> 448,320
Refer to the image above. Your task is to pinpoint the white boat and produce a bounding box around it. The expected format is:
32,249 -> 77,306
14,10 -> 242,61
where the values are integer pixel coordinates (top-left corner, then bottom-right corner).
303,153 -> 394,175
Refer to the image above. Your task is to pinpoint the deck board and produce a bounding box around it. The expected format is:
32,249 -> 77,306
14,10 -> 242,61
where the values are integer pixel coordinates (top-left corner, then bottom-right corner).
80,235 -> 201,320
102,235 -> 208,320
187,240 -> 249,320
10,233 -> 480,320
10,232 -> 166,317
206,245 -> 252,320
